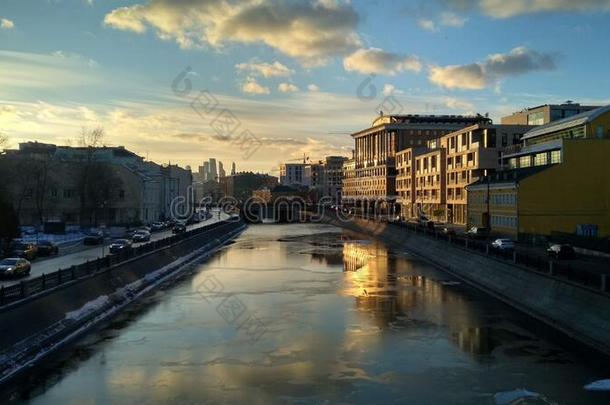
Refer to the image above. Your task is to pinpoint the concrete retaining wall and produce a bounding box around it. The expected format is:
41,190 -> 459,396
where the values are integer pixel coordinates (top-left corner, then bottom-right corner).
0,221 -> 245,350
327,216 -> 610,356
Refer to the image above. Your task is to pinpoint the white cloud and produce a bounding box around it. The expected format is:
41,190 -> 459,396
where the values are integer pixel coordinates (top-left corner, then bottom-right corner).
278,83 -> 299,93
307,84 -> 320,92
1,18 -> 15,30
429,46 -> 559,90
417,18 -> 437,31
343,47 -> 422,75
444,0 -> 610,18
440,12 -> 467,27
241,77 -> 270,95
416,12 -> 466,31
382,84 -> 404,96
235,61 -> 294,78
103,0 -> 361,66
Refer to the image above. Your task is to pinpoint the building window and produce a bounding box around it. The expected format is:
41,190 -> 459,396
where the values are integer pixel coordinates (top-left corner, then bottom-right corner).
534,153 -> 548,166
519,155 -> 531,168
550,150 -> 561,164
528,111 -> 545,125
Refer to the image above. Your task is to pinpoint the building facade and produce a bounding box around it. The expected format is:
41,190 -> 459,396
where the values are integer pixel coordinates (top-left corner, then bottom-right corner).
221,172 -> 278,201
279,163 -> 307,187
0,142 -> 192,226
501,102 -> 599,126
342,113 -> 491,215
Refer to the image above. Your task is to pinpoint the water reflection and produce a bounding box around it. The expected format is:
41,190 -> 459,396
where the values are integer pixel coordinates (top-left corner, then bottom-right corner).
4,224 -> 607,405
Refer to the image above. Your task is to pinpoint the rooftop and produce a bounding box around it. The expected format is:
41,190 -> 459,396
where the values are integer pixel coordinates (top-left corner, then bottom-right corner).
522,104 -> 610,141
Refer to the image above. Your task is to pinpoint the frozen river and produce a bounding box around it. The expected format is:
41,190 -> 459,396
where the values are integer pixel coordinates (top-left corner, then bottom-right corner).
4,224 -> 609,404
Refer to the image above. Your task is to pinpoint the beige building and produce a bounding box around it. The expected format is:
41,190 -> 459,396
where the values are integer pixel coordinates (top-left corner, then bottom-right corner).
343,113 -> 490,215
395,124 -> 533,224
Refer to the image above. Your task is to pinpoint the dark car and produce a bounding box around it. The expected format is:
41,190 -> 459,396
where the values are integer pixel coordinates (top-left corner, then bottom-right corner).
131,230 -> 151,243
35,240 -> 59,256
466,226 -> 490,239
547,244 -> 575,260
151,222 -> 165,232
9,242 -> 37,260
172,223 -> 187,234
0,258 -> 31,278
84,232 -> 105,245
108,239 -> 132,254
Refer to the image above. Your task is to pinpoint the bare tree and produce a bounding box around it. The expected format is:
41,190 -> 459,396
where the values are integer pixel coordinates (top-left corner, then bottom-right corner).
76,127 -> 106,225
77,126 -> 105,148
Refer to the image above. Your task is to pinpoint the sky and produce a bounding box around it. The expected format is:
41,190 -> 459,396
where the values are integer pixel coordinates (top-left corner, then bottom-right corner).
1,0 -> 610,175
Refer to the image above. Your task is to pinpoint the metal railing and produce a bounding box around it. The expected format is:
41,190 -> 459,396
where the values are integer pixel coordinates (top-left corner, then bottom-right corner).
347,213 -> 608,294
0,220 -> 241,308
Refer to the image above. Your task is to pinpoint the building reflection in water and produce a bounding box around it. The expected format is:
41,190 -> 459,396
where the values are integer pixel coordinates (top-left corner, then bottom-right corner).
340,237 -> 503,358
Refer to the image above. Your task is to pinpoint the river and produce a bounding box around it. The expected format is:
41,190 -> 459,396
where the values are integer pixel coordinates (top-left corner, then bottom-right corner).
4,224 -> 609,404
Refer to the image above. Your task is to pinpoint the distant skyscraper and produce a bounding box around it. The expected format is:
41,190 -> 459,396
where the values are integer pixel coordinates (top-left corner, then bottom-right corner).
218,161 -> 226,178
231,162 -> 236,175
209,158 -> 217,181
202,161 -> 210,181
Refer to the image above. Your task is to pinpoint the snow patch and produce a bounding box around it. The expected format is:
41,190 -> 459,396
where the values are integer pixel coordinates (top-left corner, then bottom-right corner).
584,379 -> 610,391
65,295 -> 110,321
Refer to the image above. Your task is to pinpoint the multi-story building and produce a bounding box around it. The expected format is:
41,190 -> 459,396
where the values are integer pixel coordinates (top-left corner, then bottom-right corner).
208,158 -> 218,181
396,147 -> 425,219
323,156 -> 347,204
0,142 -> 192,226
342,158 -> 356,202
343,113 -> 490,215
221,172 -> 278,201
395,124 -> 532,224
279,163 -> 306,187
218,161 -> 226,179
501,102 -> 599,126
440,124 -> 532,224
468,105 -> 610,240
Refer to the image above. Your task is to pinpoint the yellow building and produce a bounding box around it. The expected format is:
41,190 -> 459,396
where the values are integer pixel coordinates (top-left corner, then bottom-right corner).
468,138 -> 610,240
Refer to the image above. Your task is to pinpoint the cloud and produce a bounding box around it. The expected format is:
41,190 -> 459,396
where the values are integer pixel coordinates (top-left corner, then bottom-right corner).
417,18 -> 436,31
103,0 -> 361,66
307,84 -> 320,92
440,12 -> 467,27
1,18 -> 15,30
443,0 -> 610,18
235,61 -> 294,78
417,12 -> 466,31
429,46 -> 559,90
382,84 -> 404,96
278,83 -> 299,93
52,50 -> 99,68
343,47 -> 422,75
444,97 -> 475,112
241,77 -> 270,95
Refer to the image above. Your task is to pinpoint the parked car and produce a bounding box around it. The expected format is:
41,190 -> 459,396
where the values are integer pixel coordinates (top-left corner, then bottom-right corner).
466,226 -> 490,239
132,230 -> 151,243
0,258 -> 31,278
151,222 -> 165,232
84,232 -> 105,245
441,227 -> 456,236
35,240 -> 59,256
547,244 -> 575,260
9,242 -> 37,260
491,238 -> 515,251
108,239 -> 132,254
172,223 -> 187,234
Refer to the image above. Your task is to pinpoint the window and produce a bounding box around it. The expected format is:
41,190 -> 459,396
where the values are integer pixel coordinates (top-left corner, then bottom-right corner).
519,155 -> 531,168
550,150 -> 561,164
528,111 -> 545,125
534,153 -> 548,166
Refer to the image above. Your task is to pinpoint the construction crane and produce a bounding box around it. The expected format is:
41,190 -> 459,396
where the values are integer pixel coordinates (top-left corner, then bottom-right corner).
285,153 -> 310,164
